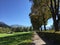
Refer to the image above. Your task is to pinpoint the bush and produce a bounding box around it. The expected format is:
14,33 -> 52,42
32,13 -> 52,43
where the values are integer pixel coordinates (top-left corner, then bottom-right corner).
0,27 -> 11,33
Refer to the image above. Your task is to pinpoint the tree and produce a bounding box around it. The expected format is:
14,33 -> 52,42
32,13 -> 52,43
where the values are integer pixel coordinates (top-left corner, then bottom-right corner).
30,14 -> 42,30
29,26 -> 33,31
29,0 -> 51,31
45,0 -> 59,31
30,0 -> 60,31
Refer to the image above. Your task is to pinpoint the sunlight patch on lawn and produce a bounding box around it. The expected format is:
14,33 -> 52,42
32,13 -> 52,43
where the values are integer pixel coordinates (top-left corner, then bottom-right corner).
0,31 -> 32,37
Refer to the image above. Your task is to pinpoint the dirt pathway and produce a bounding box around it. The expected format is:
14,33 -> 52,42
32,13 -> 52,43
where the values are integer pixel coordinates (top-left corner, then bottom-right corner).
32,32 -> 46,45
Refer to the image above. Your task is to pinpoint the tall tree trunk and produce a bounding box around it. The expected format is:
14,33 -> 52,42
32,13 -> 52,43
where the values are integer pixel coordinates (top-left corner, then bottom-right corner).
44,24 -> 46,31
52,12 -> 59,31
50,0 -> 59,31
40,26 -> 42,31
51,11 -> 59,31
35,26 -> 40,32
53,17 -> 59,31
56,0 -> 59,30
42,14 -> 46,31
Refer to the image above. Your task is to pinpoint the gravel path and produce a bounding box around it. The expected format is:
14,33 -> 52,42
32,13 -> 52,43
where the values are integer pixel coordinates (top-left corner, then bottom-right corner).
32,32 -> 46,45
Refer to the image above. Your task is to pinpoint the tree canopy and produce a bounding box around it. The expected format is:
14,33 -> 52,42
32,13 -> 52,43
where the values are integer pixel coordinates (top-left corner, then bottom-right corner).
29,0 -> 51,31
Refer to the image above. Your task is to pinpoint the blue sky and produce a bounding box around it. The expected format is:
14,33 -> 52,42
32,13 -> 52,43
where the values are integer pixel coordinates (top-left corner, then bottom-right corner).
0,0 -> 53,27
46,18 -> 53,27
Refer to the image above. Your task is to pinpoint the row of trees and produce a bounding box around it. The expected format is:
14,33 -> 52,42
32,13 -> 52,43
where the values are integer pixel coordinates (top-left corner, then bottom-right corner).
29,0 -> 60,31
0,26 -> 33,33
11,26 -> 33,32
0,22 -> 33,33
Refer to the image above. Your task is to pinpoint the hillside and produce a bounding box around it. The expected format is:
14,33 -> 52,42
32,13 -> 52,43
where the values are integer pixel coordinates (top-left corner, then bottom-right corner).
0,22 -> 11,28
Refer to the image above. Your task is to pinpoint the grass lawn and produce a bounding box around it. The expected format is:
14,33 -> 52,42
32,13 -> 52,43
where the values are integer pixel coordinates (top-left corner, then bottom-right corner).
41,30 -> 60,33
0,32 -> 33,45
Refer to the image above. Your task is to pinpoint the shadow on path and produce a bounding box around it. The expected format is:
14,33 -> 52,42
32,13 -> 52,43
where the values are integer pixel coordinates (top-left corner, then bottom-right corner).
37,32 -> 60,45
32,32 -> 46,45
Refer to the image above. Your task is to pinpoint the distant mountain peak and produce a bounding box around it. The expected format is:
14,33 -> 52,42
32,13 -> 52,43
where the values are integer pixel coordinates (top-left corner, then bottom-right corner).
0,22 -> 11,28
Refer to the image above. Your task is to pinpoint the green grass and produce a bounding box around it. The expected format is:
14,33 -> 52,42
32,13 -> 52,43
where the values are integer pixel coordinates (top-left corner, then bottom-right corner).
0,32 -> 33,45
0,32 -> 32,37
42,30 -> 55,33
41,30 -> 60,34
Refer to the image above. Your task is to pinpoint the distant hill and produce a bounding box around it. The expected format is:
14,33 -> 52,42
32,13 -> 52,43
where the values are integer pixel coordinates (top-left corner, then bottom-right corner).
11,25 -> 21,28
0,22 -> 11,28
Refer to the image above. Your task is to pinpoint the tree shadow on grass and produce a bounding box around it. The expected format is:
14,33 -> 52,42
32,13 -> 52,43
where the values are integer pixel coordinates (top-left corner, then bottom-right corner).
0,33 -> 32,45
18,43 -> 35,45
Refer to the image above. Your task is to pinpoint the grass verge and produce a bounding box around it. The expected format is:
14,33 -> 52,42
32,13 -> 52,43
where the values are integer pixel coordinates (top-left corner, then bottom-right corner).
0,32 -> 33,45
